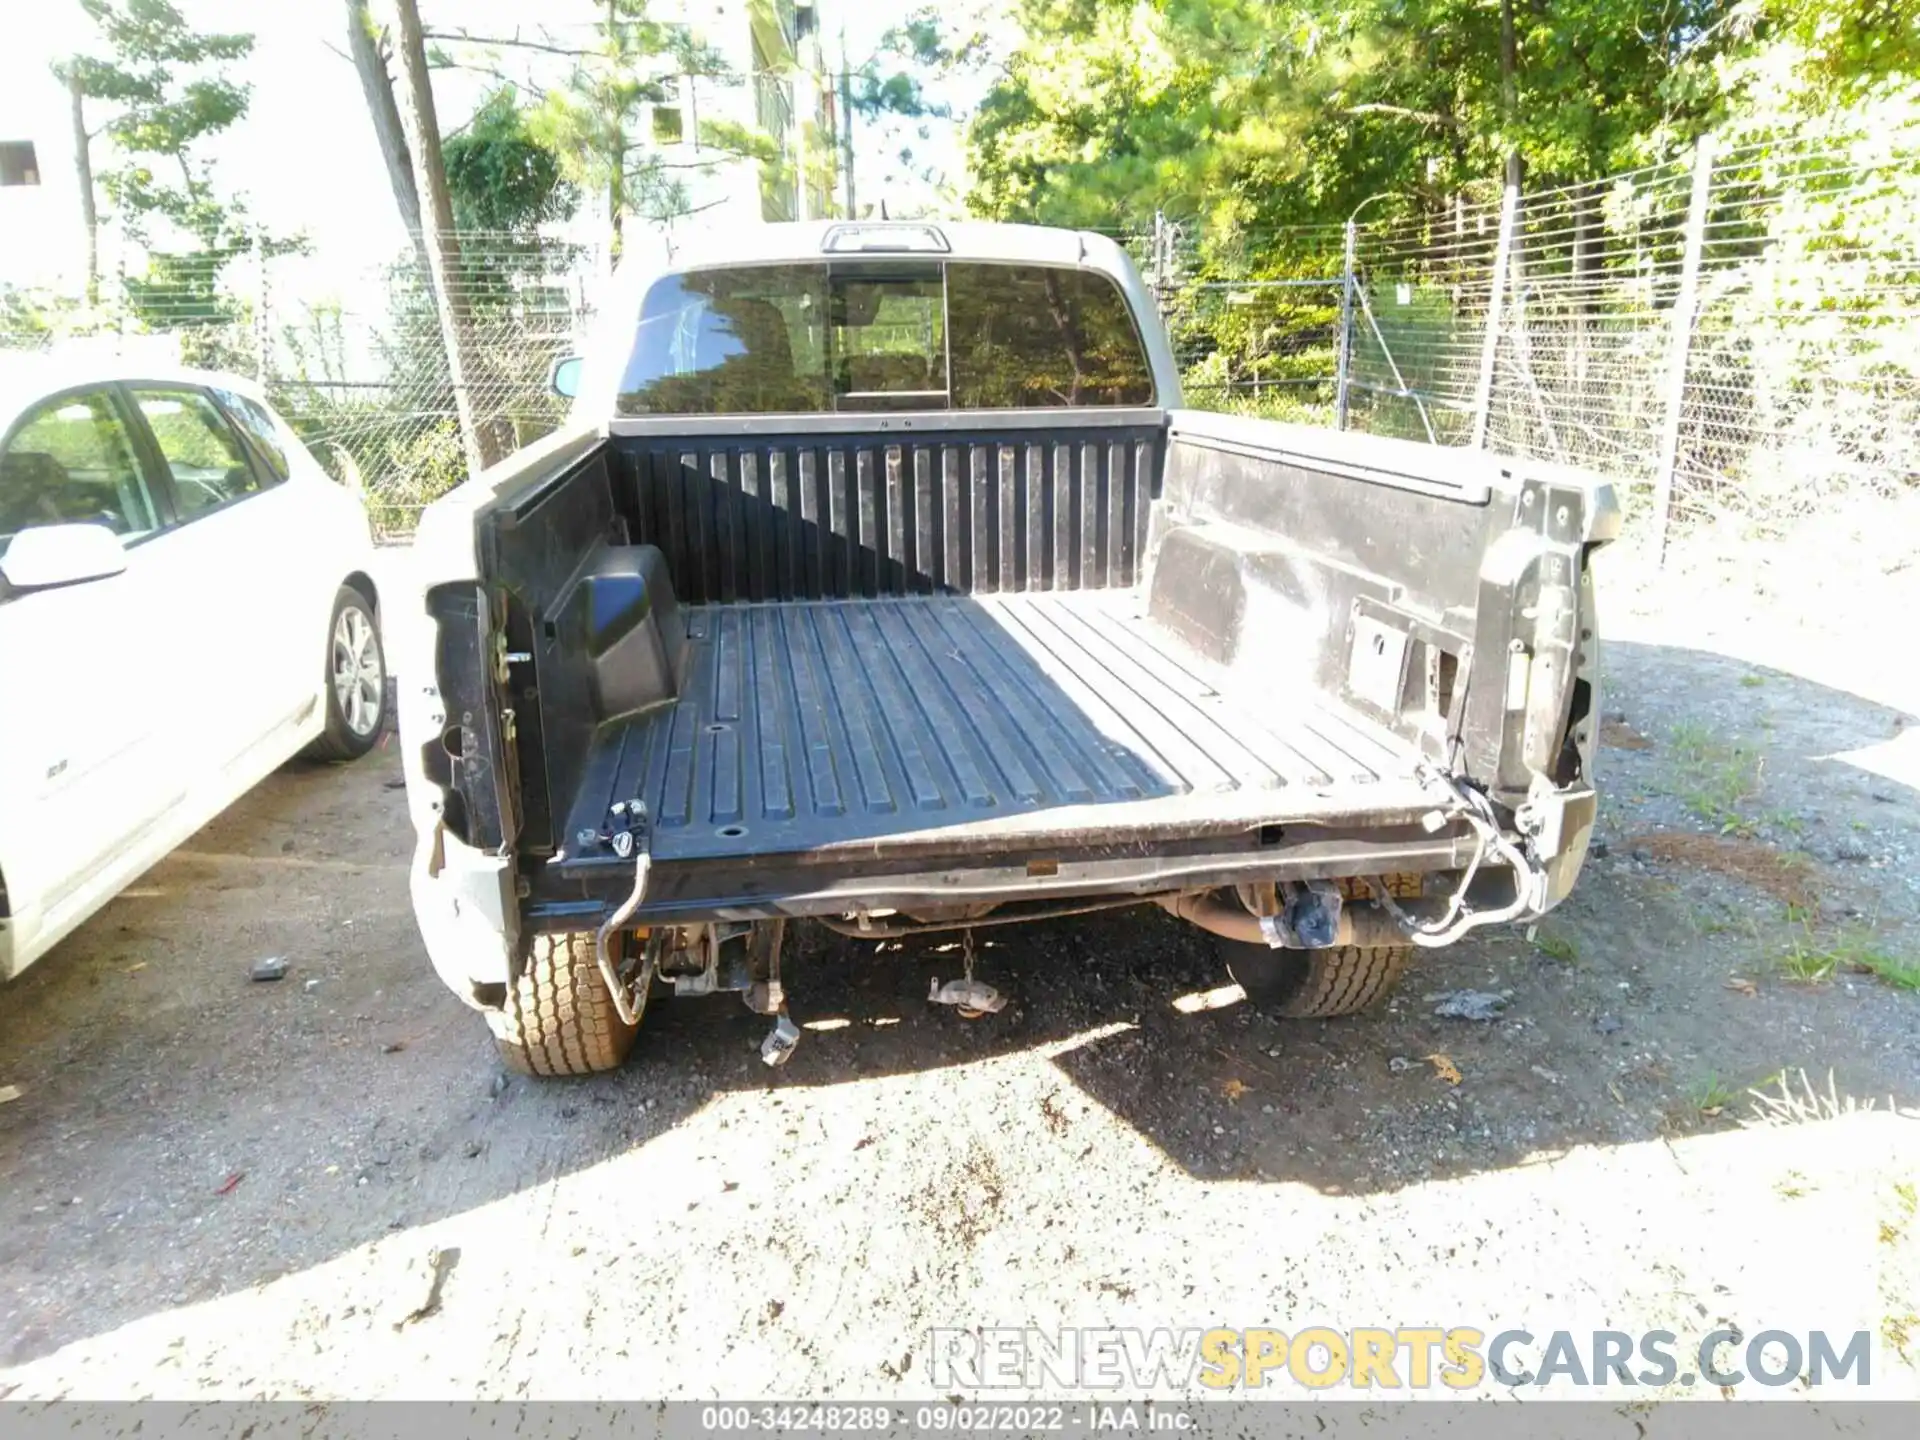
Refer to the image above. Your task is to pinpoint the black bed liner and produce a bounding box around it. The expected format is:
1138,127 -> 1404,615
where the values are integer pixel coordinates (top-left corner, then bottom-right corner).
557,590 -> 1430,872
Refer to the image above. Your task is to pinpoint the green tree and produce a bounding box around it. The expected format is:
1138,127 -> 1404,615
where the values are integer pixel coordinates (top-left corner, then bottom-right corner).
521,1 -> 733,252
444,87 -> 577,232
427,2 -> 744,253
967,0 -> 1744,239
841,5 -> 1001,210
54,1 -> 253,284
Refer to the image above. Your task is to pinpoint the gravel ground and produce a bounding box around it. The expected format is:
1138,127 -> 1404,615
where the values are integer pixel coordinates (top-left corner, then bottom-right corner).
1,556 -> 1917,1402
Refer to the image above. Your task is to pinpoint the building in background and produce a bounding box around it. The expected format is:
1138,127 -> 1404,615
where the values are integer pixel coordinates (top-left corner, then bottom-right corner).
647,0 -> 841,226
0,141 -> 40,190
1,98 -> 71,292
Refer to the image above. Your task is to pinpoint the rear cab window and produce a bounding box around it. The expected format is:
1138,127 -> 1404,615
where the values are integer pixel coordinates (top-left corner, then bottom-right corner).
617,261 -> 1155,416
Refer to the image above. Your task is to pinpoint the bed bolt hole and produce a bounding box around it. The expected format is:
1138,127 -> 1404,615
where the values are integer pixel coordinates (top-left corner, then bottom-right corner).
706,723 -> 729,734
716,824 -> 748,838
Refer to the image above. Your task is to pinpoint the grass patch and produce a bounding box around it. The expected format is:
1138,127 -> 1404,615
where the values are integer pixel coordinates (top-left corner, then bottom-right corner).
1765,808 -> 1806,838
1776,921 -> 1918,990
1533,930 -> 1579,963
1688,1071 -> 1741,1117
1667,722 -> 1764,834
1860,949 -> 1920,992
1740,673 -> 1767,688
1780,924 -> 1841,983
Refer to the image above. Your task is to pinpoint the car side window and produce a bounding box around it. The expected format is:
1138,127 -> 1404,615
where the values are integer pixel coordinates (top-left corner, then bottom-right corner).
215,390 -> 292,483
132,387 -> 262,520
0,389 -> 159,558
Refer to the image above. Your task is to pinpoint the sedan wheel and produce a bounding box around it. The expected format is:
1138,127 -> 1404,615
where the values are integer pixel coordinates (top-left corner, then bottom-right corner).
332,602 -> 384,739
305,585 -> 387,761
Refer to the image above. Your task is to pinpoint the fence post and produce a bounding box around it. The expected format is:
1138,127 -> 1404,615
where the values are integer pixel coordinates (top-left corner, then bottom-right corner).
114,249 -> 127,355
1148,210 -> 1170,312
1335,219 -> 1357,430
252,226 -> 270,383
1651,137 -> 1715,566
1470,177 -> 1520,449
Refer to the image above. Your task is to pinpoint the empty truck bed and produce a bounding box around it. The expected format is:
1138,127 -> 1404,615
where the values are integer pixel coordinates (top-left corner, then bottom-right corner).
558,590 -> 1433,869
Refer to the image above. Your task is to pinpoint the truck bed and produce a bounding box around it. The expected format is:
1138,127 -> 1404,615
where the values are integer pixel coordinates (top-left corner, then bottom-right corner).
558,590 -> 1432,871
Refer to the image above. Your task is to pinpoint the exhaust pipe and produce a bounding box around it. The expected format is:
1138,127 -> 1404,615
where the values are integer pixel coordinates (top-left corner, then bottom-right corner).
1156,888 -> 1408,949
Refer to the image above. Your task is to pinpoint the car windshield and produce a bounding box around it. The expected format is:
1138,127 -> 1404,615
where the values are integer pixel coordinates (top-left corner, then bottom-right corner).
615,261 -> 1155,416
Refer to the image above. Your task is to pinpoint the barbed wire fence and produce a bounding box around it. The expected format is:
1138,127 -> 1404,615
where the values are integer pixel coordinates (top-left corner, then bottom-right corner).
3,112 -> 1914,550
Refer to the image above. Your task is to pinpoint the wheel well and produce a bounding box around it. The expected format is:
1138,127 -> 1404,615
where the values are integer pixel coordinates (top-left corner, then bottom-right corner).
0,862 -> 10,920
343,569 -> 379,614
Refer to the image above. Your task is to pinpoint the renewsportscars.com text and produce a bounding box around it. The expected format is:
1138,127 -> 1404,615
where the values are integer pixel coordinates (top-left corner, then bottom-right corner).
926,1326 -> 1875,1392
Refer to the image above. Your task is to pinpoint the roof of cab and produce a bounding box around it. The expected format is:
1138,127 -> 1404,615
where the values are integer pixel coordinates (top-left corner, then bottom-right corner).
600,220 -> 1140,309
649,219 -> 1104,272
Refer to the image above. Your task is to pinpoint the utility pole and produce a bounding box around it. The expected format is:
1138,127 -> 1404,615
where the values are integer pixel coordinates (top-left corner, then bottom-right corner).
838,20 -> 857,218
381,0 -> 499,474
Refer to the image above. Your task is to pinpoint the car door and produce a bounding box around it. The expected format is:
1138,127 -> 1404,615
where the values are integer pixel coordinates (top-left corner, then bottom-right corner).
0,386 -> 178,961
208,383 -> 350,716
123,384 -> 310,763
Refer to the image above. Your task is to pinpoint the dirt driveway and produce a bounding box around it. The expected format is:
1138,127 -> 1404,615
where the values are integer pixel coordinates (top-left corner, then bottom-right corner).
2,583 -> 1917,1401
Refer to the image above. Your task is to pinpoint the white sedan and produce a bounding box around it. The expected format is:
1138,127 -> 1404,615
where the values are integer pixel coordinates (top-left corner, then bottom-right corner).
0,359 -> 386,979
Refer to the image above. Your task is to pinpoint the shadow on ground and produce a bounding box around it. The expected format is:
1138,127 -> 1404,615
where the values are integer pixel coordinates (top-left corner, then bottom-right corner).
0,641 -> 1915,1368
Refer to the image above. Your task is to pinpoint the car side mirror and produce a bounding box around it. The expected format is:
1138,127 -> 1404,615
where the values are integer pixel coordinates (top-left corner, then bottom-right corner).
0,523 -> 128,591
549,355 -> 584,398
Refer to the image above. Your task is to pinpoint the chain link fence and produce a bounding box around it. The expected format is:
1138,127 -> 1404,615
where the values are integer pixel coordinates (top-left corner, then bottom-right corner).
1,232 -> 600,538
1131,215 -> 1346,425
4,114 -> 1915,548
1334,119 -> 1920,544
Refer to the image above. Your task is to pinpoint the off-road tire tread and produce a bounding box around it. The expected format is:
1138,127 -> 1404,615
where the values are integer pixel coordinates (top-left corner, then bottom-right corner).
487,932 -> 638,1075
1278,944 -> 1412,1017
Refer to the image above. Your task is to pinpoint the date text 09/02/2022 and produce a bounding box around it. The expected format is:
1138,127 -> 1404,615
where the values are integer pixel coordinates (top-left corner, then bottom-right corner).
699,1405 -> 1194,1432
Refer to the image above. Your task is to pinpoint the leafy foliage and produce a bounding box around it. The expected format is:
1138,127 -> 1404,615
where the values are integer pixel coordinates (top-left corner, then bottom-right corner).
517,0 -> 736,243
56,0 -> 253,246
52,0 -> 289,357
963,0 -> 1920,470
444,87 -> 577,233
839,3 -> 1003,207
968,0 -> 1754,238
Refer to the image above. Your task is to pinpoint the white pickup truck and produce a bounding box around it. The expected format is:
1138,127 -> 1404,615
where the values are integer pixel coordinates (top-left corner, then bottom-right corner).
397,220 -> 1615,1076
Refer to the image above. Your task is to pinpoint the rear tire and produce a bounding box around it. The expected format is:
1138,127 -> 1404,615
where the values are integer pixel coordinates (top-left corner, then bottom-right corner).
488,931 -> 642,1076
304,584 -> 386,761
1222,939 -> 1412,1018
